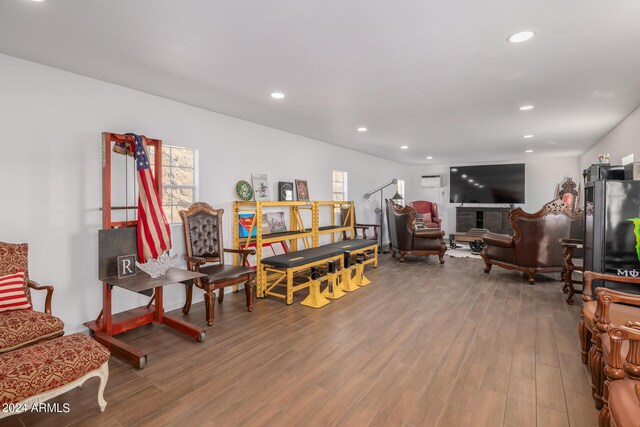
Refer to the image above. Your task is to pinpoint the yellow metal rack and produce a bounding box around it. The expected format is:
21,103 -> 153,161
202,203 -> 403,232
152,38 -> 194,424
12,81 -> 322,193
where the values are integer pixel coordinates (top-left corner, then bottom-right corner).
232,200 -> 355,296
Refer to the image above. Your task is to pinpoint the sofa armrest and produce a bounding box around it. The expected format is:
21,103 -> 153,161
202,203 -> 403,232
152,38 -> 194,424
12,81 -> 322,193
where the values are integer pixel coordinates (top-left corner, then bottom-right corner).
27,279 -> 53,315
606,323 -> 640,379
583,271 -> 640,303
596,287 -> 640,327
414,228 -> 444,239
483,232 -> 514,248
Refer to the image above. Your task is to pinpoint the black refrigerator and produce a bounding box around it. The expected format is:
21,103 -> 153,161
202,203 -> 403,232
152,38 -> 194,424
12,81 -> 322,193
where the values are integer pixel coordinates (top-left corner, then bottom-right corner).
584,176 -> 640,293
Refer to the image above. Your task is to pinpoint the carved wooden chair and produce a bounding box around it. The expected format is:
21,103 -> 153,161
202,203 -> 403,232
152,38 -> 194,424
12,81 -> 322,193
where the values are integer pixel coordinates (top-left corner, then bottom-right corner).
578,272 -> 640,409
180,202 -> 256,326
481,200 -> 582,284
560,238 -> 583,304
0,242 -> 64,354
340,205 -> 380,241
599,322 -> 640,427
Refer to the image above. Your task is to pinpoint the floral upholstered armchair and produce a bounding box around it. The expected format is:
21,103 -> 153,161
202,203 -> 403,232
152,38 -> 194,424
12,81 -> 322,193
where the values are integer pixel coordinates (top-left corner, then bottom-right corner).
0,242 -> 64,354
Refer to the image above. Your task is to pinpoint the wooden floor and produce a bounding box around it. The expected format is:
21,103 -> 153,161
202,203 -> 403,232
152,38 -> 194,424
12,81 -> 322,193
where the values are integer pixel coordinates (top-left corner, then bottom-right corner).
10,255 -> 597,427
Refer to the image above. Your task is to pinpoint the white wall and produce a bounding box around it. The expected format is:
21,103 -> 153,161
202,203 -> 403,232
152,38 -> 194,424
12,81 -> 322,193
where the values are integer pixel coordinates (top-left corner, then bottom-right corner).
580,104 -> 640,169
409,157 -> 581,234
0,54 -> 411,333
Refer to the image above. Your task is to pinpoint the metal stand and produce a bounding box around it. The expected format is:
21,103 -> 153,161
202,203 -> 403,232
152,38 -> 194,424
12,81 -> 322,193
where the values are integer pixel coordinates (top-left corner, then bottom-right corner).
364,179 -> 401,253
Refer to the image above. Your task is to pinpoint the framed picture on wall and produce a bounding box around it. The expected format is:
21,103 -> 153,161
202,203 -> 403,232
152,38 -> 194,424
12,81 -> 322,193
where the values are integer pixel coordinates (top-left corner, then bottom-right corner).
278,182 -> 294,201
295,179 -> 310,201
251,174 -> 270,201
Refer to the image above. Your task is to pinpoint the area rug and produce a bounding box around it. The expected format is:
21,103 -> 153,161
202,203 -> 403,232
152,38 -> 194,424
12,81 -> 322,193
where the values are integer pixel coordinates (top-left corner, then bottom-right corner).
445,245 -> 483,259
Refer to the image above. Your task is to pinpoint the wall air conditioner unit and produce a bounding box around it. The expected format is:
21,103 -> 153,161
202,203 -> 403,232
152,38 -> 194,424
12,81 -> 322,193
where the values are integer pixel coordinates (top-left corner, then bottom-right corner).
421,175 -> 442,188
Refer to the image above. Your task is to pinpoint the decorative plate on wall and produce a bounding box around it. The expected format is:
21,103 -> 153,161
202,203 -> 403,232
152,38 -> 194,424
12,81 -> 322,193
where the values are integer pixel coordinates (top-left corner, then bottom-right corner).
236,180 -> 254,201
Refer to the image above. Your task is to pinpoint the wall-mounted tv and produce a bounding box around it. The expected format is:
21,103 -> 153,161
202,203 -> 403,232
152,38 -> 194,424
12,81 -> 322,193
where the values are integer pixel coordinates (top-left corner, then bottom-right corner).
450,164 -> 525,204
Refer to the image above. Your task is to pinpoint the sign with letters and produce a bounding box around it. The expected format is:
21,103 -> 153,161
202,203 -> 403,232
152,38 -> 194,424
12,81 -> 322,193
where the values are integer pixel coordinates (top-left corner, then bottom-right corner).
117,254 -> 137,278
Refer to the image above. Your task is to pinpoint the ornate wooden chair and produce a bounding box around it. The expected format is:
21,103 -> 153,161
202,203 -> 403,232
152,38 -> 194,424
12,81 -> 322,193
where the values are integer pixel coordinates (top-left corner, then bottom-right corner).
0,242 -> 64,354
481,200 -> 583,284
385,200 -> 446,263
560,238 -> 583,304
340,205 -> 380,241
600,322 -> 640,427
578,272 -> 640,409
180,202 -> 256,326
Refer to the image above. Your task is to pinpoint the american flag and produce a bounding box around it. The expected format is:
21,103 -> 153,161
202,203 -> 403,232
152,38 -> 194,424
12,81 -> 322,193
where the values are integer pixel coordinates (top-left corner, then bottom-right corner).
132,134 -> 172,262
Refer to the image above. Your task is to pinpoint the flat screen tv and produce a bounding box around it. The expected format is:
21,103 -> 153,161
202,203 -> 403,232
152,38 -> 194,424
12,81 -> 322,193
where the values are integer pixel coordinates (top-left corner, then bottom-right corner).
449,164 -> 525,204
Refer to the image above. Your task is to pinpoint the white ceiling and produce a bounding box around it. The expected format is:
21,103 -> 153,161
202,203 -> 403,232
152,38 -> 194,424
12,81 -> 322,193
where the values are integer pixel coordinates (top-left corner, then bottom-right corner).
1,1 -> 640,165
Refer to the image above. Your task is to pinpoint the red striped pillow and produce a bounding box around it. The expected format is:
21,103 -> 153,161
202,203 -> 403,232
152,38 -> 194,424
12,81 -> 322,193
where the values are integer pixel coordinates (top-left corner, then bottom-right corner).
0,270 -> 32,312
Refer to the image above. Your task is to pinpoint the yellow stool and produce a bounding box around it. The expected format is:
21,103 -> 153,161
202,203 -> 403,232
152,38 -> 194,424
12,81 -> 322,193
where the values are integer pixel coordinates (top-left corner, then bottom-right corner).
322,260 -> 345,299
301,267 -> 331,308
339,253 -> 360,292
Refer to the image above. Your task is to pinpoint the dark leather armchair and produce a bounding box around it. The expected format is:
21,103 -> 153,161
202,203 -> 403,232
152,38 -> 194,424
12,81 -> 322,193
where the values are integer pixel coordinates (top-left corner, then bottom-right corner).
180,202 -> 256,326
481,200 -> 583,284
386,200 -> 446,263
408,200 -> 442,228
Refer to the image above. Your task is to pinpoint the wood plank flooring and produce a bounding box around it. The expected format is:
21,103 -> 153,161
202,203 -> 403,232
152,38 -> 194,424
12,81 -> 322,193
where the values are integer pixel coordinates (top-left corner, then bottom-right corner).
11,255 -> 597,426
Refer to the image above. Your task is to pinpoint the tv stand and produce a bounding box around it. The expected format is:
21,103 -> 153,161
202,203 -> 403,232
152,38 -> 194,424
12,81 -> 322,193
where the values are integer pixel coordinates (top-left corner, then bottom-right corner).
455,206 -> 514,235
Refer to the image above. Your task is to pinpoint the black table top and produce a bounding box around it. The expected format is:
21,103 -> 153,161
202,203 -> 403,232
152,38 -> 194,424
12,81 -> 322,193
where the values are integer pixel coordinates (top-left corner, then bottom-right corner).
103,267 -> 205,293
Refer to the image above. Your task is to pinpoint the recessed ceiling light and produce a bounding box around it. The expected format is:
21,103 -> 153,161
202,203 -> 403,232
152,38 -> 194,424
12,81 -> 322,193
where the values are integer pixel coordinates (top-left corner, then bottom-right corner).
468,179 -> 474,183
479,185 -> 484,188
524,134 -> 534,139
400,145 -> 409,150
508,30 -> 536,43
270,92 -> 285,99
519,105 -> 534,111
451,168 -> 458,172
461,174 -> 467,178
525,149 -> 534,153
357,127 -> 367,132
426,156 -> 433,160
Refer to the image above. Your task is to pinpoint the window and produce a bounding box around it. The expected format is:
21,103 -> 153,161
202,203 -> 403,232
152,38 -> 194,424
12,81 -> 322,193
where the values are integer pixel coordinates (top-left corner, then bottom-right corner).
332,170 -> 348,210
148,145 -> 198,224
397,179 -> 405,205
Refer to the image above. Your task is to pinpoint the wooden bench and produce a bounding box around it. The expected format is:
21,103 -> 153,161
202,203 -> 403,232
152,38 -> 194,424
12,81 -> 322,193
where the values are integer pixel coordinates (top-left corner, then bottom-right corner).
0,333 -> 110,419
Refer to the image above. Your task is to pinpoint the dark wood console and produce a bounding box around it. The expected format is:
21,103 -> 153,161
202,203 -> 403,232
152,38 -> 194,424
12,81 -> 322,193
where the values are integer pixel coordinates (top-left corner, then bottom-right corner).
455,207 -> 514,235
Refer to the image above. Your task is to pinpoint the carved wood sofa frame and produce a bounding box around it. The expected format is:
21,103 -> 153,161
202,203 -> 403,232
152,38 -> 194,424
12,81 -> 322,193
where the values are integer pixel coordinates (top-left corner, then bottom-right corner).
481,201 -> 581,284
578,271 -> 640,410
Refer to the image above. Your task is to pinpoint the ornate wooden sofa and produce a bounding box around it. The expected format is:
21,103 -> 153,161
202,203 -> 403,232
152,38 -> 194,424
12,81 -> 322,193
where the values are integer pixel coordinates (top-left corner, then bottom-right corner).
386,200 -> 446,263
579,272 -> 640,410
481,200 -> 582,284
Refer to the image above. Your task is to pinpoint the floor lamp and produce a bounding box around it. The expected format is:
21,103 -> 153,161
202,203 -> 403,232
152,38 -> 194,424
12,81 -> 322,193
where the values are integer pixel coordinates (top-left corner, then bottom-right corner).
364,178 -> 402,252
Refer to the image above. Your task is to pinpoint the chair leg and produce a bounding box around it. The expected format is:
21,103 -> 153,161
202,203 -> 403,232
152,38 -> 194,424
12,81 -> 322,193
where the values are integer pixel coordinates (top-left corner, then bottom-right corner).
527,269 -> 535,285
589,332 -> 604,409
218,287 -> 224,304
182,283 -> 193,315
245,276 -> 254,312
578,317 -> 591,364
204,290 -> 215,326
399,252 -> 406,263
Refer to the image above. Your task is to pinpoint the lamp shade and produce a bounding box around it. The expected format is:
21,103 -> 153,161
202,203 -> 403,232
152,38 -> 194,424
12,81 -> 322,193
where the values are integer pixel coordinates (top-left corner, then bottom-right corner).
391,191 -> 403,202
